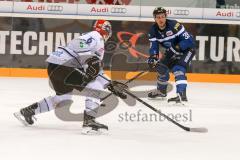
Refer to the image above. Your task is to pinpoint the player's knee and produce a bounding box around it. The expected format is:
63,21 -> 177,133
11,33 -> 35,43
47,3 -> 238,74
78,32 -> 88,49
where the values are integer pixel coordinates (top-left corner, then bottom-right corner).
172,65 -> 187,81
172,65 -> 188,93
36,94 -> 73,113
156,64 -> 169,82
85,98 -> 100,108
157,73 -> 169,82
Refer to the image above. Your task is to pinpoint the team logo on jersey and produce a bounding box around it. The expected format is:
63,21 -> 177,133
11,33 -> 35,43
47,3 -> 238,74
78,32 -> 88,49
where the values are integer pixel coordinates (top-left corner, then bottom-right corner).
174,23 -> 181,30
166,31 -> 173,36
79,39 -> 87,48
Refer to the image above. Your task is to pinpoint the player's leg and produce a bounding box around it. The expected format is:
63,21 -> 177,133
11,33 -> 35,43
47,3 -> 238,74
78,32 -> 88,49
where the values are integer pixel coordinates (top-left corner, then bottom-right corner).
148,64 -> 169,99
168,49 -> 195,104
14,94 -> 73,125
168,65 -> 188,103
81,75 -> 109,134
14,63 -> 74,125
148,57 -> 171,99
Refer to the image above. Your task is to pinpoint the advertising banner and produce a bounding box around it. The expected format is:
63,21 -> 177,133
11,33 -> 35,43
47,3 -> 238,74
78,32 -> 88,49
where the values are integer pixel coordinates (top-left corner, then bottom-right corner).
13,2 -> 78,15
0,17 -> 239,74
77,4 -> 140,17
141,6 -> 203,19
82,0 -> 203,7
1,1 -> 240,22
203,8 -> 240,20
1,1 -> 240,21
0,1 -> 13,13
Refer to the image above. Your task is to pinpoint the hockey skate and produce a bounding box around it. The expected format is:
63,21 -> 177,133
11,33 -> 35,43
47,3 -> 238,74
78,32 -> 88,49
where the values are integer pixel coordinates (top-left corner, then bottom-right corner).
13,103 -> 38,126
81,111 -> 108,135
168,91 -> 188,105
148,89 -> 167,100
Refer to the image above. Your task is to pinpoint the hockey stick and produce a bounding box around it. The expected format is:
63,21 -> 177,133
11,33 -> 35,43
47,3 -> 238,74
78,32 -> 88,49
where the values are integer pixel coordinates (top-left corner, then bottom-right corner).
121,88 -> 208,133
100,71 -> 145,102
70,52 -> 207,132
97,73 -> 208,133
72,54 -> 207,132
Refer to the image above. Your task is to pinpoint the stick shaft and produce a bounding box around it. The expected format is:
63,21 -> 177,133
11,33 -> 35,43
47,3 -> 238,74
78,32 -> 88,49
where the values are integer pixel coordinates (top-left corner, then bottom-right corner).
122,88 -> 190,132
98,73 -> 207,133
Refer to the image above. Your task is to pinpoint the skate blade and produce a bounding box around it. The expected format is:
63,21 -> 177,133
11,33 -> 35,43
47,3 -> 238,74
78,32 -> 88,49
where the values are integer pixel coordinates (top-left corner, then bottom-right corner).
167,101 -> 189,107
81,127 -> 108,135
148,97 -> 167,101
13,112 -> 29,126
180,101 -> 189,106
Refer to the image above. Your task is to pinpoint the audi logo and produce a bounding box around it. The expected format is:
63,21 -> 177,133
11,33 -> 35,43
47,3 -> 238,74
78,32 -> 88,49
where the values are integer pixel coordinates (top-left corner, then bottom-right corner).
236,12 -> 240,17
111,7 -> 127,14
47,5 -> 63,12
173,9 -> 190,16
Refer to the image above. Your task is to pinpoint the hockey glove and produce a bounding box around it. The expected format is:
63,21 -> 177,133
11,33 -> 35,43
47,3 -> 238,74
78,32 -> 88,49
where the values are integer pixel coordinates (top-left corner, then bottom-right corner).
107,81 -> 128,99
147,56 -> 159,69
85,56 -> 101,81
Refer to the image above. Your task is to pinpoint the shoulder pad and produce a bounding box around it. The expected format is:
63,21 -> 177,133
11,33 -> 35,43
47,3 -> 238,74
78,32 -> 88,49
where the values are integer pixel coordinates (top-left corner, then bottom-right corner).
166,19 -> 180,32
174,23 -> 181,30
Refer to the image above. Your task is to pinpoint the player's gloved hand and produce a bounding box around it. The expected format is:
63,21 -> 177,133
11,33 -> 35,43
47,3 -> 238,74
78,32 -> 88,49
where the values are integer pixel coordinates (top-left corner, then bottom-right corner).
147,56 -> 159,69
85,56 -> 101,81
107,81 -> 127,99
166,45 -> 183,60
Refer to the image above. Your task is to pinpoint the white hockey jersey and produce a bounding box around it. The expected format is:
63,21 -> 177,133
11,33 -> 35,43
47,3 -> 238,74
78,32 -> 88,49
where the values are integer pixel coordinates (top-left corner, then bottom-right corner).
46,31 -> 105,68
47,31 -> 110,91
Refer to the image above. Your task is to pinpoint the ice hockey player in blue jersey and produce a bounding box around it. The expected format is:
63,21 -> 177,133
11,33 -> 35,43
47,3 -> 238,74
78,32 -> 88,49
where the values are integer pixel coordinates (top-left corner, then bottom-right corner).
147,7 -> 196,104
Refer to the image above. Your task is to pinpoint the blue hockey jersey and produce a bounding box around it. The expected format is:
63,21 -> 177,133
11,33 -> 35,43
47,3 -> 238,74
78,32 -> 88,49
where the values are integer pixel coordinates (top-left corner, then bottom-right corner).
148,19 -> 195,56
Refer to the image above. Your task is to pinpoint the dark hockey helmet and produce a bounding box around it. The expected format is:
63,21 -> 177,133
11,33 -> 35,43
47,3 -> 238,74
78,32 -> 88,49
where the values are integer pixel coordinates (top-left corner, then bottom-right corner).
153,7 -> 167,17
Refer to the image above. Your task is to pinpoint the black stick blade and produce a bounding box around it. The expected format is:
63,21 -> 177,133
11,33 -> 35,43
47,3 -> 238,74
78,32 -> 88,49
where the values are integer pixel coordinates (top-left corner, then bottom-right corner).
189,127 -> 208,133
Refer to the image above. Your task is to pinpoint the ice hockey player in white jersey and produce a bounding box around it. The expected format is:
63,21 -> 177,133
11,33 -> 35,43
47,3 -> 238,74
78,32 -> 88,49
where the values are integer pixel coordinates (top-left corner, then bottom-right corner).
14,20 -> 127,134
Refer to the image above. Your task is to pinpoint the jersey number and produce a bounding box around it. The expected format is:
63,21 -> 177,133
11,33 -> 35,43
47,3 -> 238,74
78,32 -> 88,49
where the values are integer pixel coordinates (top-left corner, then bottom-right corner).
183,32 -> 190,39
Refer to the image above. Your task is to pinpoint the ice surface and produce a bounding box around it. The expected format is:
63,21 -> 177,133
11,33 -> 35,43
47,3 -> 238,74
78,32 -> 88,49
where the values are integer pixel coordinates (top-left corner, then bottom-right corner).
0,77 -> 240,160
